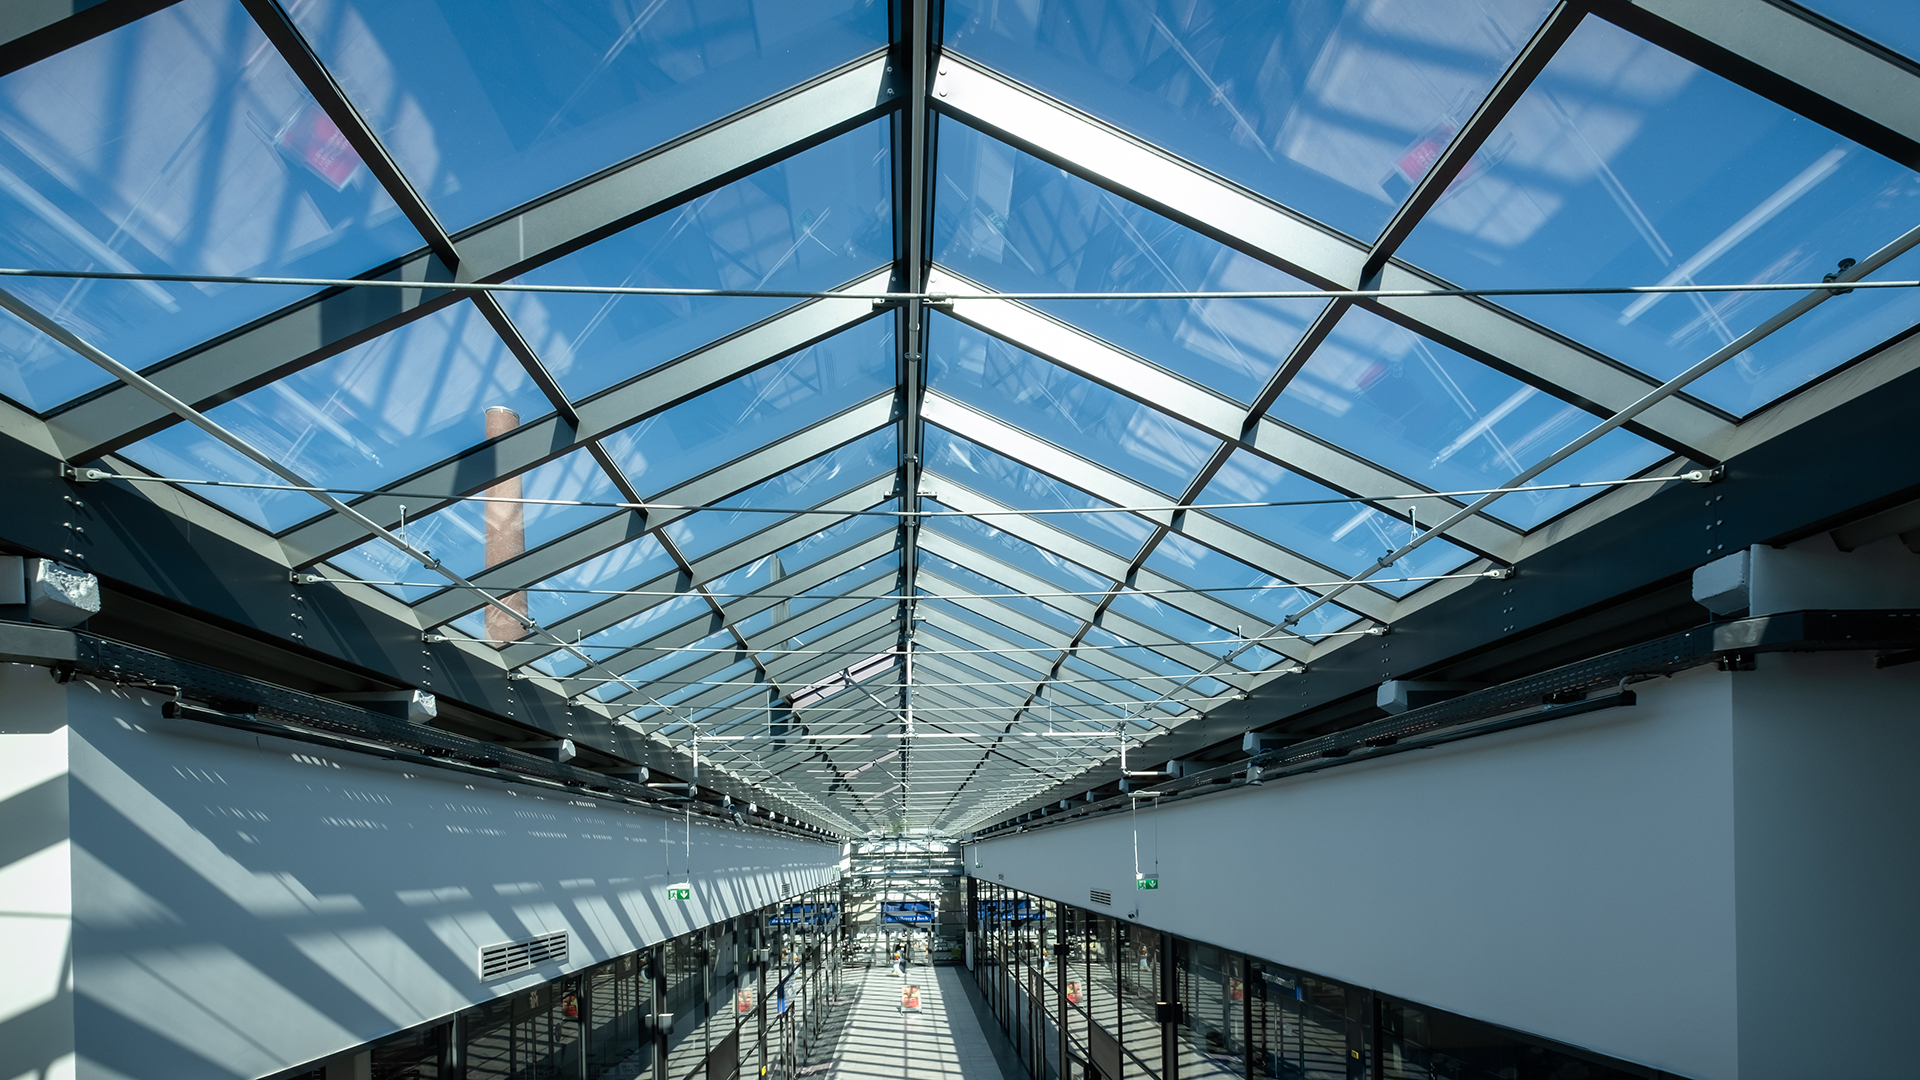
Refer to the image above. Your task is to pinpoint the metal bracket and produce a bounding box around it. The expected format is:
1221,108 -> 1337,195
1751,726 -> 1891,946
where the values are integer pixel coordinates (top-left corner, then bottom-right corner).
61,464 -> 107,483
1683,465 -> 1726,484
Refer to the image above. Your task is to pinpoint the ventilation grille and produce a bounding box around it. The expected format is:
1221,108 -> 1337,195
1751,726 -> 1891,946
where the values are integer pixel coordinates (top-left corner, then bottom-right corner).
480,932 -> 568,980
1089,889 -> 1112,907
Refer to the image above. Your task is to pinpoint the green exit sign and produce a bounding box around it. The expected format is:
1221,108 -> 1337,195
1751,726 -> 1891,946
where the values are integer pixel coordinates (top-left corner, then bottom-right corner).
1136,877 -> 1158,890
667,885 -> 691,901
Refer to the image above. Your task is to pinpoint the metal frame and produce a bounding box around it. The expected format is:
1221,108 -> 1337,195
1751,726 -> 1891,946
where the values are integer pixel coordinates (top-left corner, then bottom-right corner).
2,0 -> 1918,833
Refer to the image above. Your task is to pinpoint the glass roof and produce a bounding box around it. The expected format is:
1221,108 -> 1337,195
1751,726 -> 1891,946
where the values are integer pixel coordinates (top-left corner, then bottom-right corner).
0,0 -> 421,409
287,0 -> 889,230
944,0 -> 1557,240
1396,15 -> 1920,416
3,0 -> 1913,834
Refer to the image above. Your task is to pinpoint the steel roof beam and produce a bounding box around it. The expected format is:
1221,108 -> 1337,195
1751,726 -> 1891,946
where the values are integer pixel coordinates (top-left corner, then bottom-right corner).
0,0 -> 183,77
920,404 -> 1399,623
915,569 -> 1239,687
1594,0 -> 1920,169
278,283 -> 890,563
49,54 -> 896,462
925,276 -> 1526,564
479,483 -> 896,669
403,400 -> 897,625
928,54 -> 1729,459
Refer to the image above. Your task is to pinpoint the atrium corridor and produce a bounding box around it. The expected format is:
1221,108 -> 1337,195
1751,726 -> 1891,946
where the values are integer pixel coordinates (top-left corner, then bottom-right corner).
819,965 -> 1010,1080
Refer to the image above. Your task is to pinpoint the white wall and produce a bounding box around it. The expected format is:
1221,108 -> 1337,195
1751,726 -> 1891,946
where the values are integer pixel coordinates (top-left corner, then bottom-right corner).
1730,651 -> 1920,1080
974,664 -> 1743,1080
973,654 -> 1920,1080
0,663 -> 74,1080
0,664 -> 841,1080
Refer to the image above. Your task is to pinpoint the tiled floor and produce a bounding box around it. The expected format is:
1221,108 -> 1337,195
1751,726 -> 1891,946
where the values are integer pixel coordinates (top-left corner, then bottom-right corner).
815,964 -> 1012,1079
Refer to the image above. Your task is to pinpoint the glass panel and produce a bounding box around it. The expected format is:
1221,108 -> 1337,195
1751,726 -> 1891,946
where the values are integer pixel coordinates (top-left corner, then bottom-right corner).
1177,944 -> 1244,1078
944,0 -> 1556,241
917,551 -> 1083,635
290,0 -> 890,229
602,316 -> 893,496
1104,590 -> 1282,671
1144,533 -> 1362,642
1193,450 -> 1474,598
1076,625 -> 1205,717
928,314 -> 1219,496
508,119 -> 893,400
1059,652 -> 1173,717
922,504 -> 1116,598
124,299 -> 550,532
663,429 -> 897,561
718,522 -> 898,619
932,120 -> 1327,403
1377,997 -> 1649,1080
919,597 -> 1059,655
598,625 -> 732,698
542,591 -> 709,678
1117,923 -> 1162,1076
924,426 -> 1157,559
919,618 -> 1051,681
1397,16 -> 1920,416
1787,2 -> 1920,65
330,449 -> 620,601
1269,306 -> 1665,529
0,0 -> 421,406
0,311 -> 91,416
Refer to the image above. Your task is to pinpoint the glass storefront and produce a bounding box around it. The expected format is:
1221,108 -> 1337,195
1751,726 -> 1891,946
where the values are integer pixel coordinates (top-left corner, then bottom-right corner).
971,881 -> 1662,1080
269,885 -> 841,1080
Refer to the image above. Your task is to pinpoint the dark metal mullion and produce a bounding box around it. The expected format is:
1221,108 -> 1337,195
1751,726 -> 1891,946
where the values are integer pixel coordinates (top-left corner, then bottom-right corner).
237,0 -> 456,267
0,0 -> 185,76
1361,1 -> 1589,282
891,0 -> 938,822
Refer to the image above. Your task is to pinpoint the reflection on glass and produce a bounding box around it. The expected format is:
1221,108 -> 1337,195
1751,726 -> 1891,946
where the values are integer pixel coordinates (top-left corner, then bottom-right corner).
918,618 -> 1051,682
944,0 -> 1555,240
124,299 -> 548,532
919,551 -> 1083,636
289,0 -> 889,229
603,316 -> 892,496
0,0 -> 421,408
663,429 -> 896,561
598,625 -> 732,697
751,552 -> 896,624
924,507 -> 1115,605
928,315 -> 1218,496
330,449 -> 619,601
1269,306 -> 1664,529
539,591 -> 709,678
1141,533 -> 1360,641
506,534 -> 681,671
1079,624 -> 1207,717
713,522 -> 897,623
1104,590 -> 1279,671
924,427 -> 1156,559
1397,16 -> 1920,415
932,121 -> 1326,402
509,120 -> 893,400
1193,450 -> 1473,598
0,310 -> 89,415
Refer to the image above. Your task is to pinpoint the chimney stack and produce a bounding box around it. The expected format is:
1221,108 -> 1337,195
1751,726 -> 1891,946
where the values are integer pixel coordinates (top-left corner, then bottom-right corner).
484,406 -> 528,644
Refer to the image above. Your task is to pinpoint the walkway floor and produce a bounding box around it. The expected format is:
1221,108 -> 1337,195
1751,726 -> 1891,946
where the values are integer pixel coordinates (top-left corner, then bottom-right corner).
816,964 -> 1012,1080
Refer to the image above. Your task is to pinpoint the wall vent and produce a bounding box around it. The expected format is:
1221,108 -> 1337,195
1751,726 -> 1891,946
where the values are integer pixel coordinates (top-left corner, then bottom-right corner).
1089,889 -> 1112,907
480,932 -> 568,980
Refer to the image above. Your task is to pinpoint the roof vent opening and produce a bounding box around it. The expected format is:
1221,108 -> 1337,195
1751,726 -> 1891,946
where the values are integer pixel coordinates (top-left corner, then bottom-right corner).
1089,889 -> 1112,907
480,931 -> 568,980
